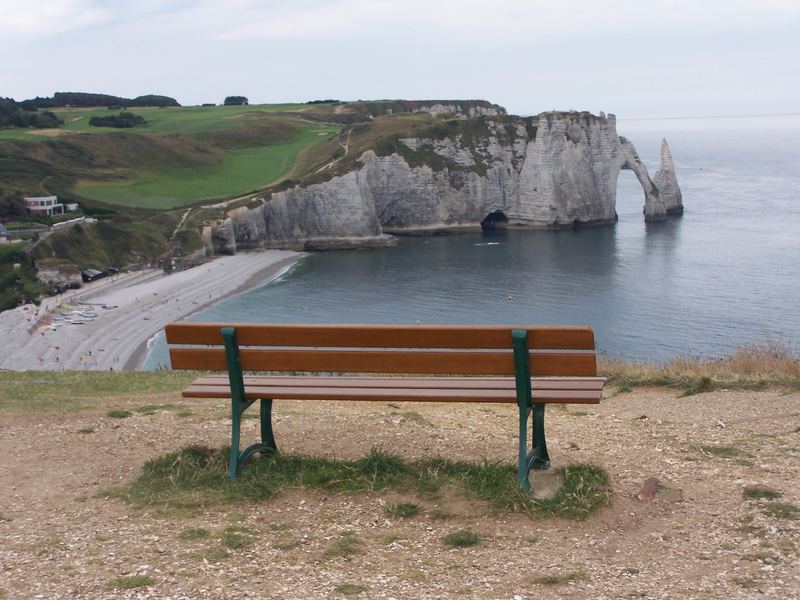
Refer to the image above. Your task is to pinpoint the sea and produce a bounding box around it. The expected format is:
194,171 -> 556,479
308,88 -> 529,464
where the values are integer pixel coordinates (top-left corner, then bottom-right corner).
143,115 -> 800,368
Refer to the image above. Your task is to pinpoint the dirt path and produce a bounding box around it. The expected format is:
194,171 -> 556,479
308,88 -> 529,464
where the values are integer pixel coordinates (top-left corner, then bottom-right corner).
0,387 -> 798,598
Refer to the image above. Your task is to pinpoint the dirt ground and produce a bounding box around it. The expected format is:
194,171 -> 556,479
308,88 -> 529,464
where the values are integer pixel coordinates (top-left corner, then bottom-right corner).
1,387 -> 798,599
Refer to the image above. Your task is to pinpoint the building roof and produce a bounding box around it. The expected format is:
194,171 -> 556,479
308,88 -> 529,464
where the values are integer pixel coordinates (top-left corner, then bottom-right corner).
24,196 -> 58,201
0,223 -> 9,236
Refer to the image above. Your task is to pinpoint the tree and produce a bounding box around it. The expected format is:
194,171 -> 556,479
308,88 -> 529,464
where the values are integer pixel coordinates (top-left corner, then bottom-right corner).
0,190 -> 26,218
89,112 -> 146,128
224,96 -> 248,106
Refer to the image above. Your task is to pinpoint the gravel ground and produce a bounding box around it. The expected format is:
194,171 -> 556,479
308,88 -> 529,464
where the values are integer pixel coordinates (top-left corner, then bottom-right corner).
1,387 -> 798,599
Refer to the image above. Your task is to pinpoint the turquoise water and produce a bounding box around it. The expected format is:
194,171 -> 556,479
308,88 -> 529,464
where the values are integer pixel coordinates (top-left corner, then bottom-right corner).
143,116 -> 800,367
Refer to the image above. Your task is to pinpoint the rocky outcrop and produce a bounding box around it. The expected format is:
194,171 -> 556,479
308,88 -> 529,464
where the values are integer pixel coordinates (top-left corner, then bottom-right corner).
210,111 -> 681,252
210,170 -> 392,254
360,99 -> 506,119
653,139 -> 683,215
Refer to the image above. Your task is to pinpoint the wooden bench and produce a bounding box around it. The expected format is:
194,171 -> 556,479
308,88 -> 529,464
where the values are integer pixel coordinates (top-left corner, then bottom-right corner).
165,323 -> 605,491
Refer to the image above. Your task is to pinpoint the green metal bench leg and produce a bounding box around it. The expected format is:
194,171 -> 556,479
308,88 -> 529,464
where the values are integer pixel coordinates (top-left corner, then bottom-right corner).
259,398 -> 277,452
228,397 -> 245,481
235,399 -> 278,473
512,329 -> 533,492
517,402 -> 531,492
222,327 -> 279,480
530,403 -> 551,470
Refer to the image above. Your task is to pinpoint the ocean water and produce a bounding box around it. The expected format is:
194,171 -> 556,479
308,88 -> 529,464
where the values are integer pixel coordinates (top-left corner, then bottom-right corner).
143,115 -> 800,367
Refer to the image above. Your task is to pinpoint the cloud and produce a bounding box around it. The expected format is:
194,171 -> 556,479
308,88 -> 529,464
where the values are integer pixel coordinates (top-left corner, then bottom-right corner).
201,0 -> 800,42
3,0 -> 797,41
0,0 -> 111,35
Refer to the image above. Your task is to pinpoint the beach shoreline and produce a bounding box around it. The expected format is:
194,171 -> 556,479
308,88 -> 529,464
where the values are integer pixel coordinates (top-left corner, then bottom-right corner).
122,253 -> 300,370
0,250 -> 302,372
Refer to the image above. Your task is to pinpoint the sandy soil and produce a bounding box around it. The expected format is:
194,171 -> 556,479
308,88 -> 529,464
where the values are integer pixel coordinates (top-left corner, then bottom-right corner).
0,386 -> 798,599
0,251 -> 301,372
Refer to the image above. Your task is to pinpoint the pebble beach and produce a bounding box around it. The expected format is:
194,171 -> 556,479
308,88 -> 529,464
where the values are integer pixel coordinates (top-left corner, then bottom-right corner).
0,251 -> 301,372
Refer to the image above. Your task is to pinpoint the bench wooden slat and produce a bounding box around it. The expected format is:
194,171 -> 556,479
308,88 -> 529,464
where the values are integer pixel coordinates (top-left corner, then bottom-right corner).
164,322 -> 596,350
191,375 -> 606,391
169,348 -> 598,376
181,384 -> 602,404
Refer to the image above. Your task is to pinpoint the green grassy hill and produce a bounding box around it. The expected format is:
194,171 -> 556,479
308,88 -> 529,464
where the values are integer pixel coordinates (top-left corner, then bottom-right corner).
0,104 -> 340,209
0,98 -> 508,305
0,99 -> 506,211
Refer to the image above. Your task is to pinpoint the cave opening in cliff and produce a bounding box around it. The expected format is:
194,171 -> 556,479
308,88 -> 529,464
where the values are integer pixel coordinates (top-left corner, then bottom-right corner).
480,210 -> 508,232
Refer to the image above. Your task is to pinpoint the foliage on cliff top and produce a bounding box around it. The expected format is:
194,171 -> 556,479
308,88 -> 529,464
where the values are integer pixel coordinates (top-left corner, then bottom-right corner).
353,99 -> 505,118
0,243 -> 44,311
30,212 -> 179,270
285,112 -> 536,190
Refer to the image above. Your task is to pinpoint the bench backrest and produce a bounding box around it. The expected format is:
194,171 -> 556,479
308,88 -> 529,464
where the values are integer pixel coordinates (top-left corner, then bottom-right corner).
165,323 -> 598,377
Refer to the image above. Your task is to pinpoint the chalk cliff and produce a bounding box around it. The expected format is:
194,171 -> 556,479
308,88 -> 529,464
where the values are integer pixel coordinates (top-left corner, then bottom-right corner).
653,138 -> 683,215
210,111 -> 680,253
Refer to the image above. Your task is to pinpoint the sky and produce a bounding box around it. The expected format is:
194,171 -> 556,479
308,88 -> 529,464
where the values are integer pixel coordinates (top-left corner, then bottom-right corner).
1,0 -> 799,118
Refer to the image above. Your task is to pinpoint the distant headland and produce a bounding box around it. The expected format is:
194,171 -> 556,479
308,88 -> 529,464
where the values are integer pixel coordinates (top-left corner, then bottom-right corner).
0,96 -> 682,310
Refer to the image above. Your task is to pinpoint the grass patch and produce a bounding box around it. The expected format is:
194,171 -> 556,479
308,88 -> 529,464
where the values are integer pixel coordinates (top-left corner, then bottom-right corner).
401,411 -> 431,425
531,570 -> 586,585
385,502 -> 421,518
334,583 -> 367,596
744,488 -> 783,500
681,376 -> 714,397
135,403 -> 180,415
324,532 -> 364,558
761,502 -> 800,521
113,445 -> 611,520
600,339 -> 800,391
107,409 -> 132,419
0,371 -> 197,413
698,445 -> 749,458
442,529 -> 480,548
177,527 -> 209,540
196,546 -> 230,561
220,525 -> 254,548
106,575 -> 154,590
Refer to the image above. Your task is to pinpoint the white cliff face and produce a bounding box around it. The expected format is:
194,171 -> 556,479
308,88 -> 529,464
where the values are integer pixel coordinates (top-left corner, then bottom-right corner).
412,103 -> 504,118
212,112 -> 680,251
212,170 -> 392,253
654,139 -> 683,215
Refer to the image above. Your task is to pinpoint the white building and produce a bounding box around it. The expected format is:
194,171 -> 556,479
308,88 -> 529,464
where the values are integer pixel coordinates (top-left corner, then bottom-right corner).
0,223 -> 10,244
25,196 -> 64,217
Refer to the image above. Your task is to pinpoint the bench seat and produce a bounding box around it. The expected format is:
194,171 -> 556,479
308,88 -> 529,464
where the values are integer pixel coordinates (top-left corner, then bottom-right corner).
183,375 -> 605,404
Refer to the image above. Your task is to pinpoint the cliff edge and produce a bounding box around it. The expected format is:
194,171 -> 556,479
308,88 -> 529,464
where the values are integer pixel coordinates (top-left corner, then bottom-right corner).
210,108 -> 682,252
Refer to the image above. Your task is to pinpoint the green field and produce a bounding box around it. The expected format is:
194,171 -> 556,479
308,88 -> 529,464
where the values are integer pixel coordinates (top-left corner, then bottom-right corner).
0,103 -> 341,208
74,121 -> 338,209
0,103 -> 314,141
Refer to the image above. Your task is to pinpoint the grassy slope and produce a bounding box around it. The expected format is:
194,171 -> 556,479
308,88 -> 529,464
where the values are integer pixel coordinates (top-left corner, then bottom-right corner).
32,211 -> 179,269
0,104 -> 339,209
74,123 -> 337,209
